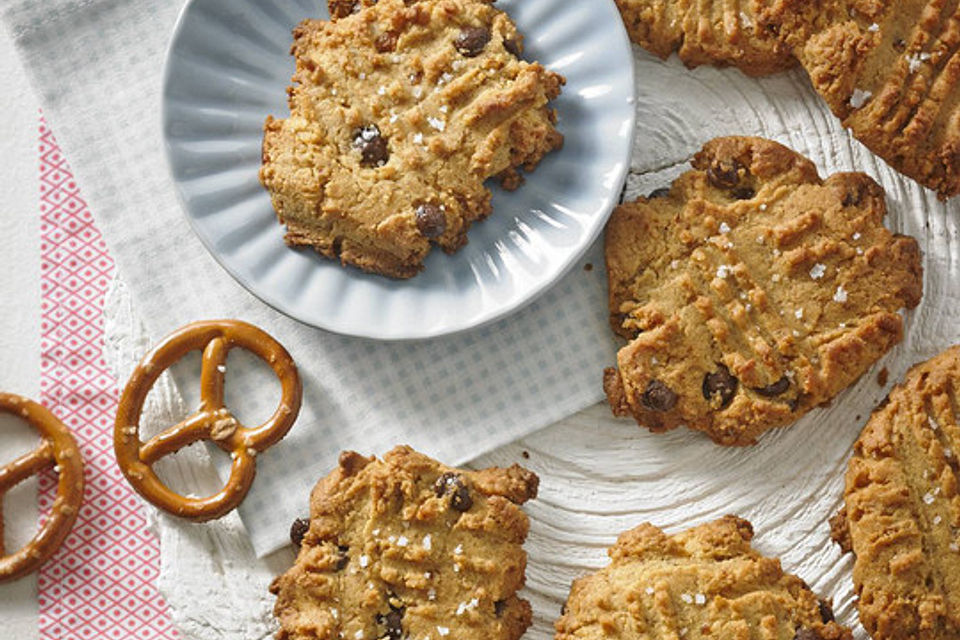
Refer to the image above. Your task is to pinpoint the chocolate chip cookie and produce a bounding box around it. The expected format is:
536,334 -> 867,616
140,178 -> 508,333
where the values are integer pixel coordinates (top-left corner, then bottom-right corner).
830,346 -> 960,640
555,516 -> 853,640
603,137 -> 923,446
261,0 -> 564,278
270,445 -> 539,640
614,0 -> 795,76
758,0 -> 960,199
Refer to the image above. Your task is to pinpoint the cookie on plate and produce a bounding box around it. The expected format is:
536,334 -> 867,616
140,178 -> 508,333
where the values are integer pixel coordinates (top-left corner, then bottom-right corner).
260,0 -> 563,278
555,516 -> 853,640
603,137 -> 923,446
270,445 -> 539,640
830,346 -> 960,640
758,0 -> 960,199
614,0 -> 795,76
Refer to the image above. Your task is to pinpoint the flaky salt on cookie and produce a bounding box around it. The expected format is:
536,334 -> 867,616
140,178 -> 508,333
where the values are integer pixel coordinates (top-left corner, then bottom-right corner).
604,137 -> 922,445
270,445 -> 539,640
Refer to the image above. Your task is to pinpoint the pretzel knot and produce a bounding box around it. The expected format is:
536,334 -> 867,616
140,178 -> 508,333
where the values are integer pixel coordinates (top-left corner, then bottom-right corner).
0,393 -> 84,583
114,320 -> 302,522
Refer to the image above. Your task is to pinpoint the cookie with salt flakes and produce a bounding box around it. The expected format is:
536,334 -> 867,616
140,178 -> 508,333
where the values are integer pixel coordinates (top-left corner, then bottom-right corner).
603,136 -> 923,446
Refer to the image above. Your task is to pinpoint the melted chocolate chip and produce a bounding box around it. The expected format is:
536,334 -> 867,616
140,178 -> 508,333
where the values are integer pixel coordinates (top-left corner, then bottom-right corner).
642,380 -> 678,412
893,38 -> 907,52
289,518 -> 309,546
842,183 -> 865,207
330,0 -> 364,18
415,203 -> 446,238
434,472 -> 473,512
377,603 -> 404,640
754,377 -> 790,397
336,545 -> 350,570
794,628 -> 822,640
731,186 -> 755,200
647,187 -> 671,199
503,37 -> 521,57
818,599 -> 835,623
702,365 -> 738,409
494,600 -> 506,616
455,26 -> 491,57
353,124 -> 389,167
707,159 -> 743,189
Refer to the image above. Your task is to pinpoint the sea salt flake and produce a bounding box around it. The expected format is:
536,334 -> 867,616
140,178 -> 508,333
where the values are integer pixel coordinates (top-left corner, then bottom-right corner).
923,491 -> 935,504
413,86 -> 423,98
412,133 -> 424,144
645,587 -> 655,595
681,593 -> 693,604
454,544 -> 463,555
359,555 -> 370,567
810,263 -> 827,280
719,222 -> 731,234
934,515 -> 943,525
929,417 -> 940,431
397,536 -> 409,547
427,116 -> 446,131
850,88 -> 872,109
716,265 -> 731,279
670,260 -> 680,269
833,286 -> 848,303
759,203 -> 768,211
355,631 -> 363,639
437,627 -> 450,637
423,534 -> 432,550
771,274 -> 782,283
694,593 -> 707,605
868,23 -> 879,32
852,232 -> 861,241
795,308 -> 804,320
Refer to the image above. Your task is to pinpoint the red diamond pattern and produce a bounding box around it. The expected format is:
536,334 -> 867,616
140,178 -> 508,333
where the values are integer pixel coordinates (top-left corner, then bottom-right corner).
37,119 -> 179,639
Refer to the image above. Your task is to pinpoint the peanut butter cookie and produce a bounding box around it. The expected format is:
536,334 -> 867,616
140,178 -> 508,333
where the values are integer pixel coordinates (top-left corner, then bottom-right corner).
270,445 -> 539,640
831,346 -> 960,640
556,516 -> 853,640
759,0 -> 960,199
614,0 -> 795,76
603,137 -> 923,445
261,0 -> 563,277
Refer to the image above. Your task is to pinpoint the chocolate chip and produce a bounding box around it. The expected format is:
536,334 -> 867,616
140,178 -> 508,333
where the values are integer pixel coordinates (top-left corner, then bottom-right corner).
794,628 -> 822,640
642,380 -> 678,412
455,26 -> 491,57
495,600 -> 506,616
451,485 -> 473,511
435,472 -> 473,512
353,124 -> 389,167
753,377 -> 790,397
893,38 -> 907,52
336,545 -> 350,570
702,365 -> 738,409
289,518 -> 309,546
707,159 -> 743,189
731,186 -> 755,200
377,603 -> 404,640
647,187 -> 671,199
818,599 -> 835,623
415,203 -> 446,238
842,183 -> 865,207
503,37 -> 521,57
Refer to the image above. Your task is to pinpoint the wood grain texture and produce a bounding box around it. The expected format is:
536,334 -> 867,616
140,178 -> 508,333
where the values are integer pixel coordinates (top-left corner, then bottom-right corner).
102,47 -> 960,640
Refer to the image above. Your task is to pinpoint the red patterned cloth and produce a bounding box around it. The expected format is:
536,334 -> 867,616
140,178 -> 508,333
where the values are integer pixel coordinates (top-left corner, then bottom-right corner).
37,119 -> 178,638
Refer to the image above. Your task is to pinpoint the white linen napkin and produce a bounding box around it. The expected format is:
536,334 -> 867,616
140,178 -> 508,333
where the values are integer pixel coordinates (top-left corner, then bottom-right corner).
2,0 -> 620,555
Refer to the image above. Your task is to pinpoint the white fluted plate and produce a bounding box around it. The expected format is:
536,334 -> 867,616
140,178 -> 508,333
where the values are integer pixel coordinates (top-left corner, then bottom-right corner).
161,0 -> 635,340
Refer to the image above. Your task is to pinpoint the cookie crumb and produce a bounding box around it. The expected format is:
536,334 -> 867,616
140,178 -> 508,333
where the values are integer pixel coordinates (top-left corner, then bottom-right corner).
877,367 -> 888,386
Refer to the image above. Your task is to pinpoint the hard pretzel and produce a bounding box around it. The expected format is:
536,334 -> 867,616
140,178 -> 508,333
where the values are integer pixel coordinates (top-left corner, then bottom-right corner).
0,393 -> 84,583
114,320 -> 302,522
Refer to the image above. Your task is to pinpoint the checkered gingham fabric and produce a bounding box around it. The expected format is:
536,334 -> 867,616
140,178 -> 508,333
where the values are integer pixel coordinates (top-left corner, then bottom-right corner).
37,118 -> 179,639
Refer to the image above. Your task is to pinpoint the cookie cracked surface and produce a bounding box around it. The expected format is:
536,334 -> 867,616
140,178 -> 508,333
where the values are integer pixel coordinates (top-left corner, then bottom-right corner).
555,516 -> 853,640
614,0 -> 796,76
603,137 -> 923,446
831,346 -> 960,640
759,0 -> 960,199
270,445 -> 539,640
260,0 -> 564,278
